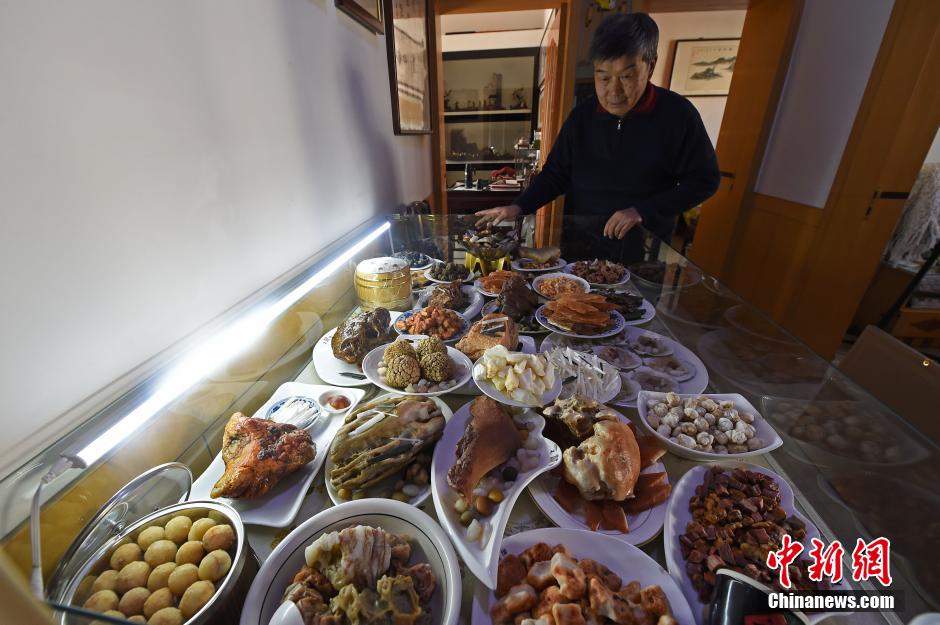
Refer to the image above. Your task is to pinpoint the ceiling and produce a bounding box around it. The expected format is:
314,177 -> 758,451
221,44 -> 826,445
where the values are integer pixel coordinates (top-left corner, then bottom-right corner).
441,10 -> 553,35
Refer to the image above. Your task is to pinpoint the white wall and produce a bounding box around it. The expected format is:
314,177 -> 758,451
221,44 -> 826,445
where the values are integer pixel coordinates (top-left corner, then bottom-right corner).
650,10 -> 747,147
754,0 -> 894,207
0,1 -> 431,471
925,127 -> 940,164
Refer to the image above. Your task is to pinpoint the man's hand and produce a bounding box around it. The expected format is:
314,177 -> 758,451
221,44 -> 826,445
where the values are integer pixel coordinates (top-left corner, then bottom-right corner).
475,204 -> 521,227
603,207 -> 643,239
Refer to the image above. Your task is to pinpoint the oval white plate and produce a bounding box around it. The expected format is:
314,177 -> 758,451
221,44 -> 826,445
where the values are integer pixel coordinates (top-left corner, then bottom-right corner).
623,298 -> 657,326
637,391 -> 783,461
414,284 -> 484,320
643,354 -> 697,382
393,308 -> 470,343
425,263 -> 474,284
528,406 -> 669,546
311,311 -> 402,387
323,393 -> 454,507
510,257 -> 567,272
535,306 -> 627,339
239,498 -> 461,625
431,400 -> 562,588
530,272 -> 590,299
564,261 -> 631,287
665,463 -> 852,625
473,360 -> 563,409
188,382 -> 365,527
591,344 -> 643,370
362,340 -> 473,397
470,527 -> 694,625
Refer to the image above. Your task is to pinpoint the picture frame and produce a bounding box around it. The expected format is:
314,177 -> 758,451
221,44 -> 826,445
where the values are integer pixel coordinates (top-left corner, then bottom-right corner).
335,0 -> 384,35
668,38 -> 739,97
385,0 -> 432,134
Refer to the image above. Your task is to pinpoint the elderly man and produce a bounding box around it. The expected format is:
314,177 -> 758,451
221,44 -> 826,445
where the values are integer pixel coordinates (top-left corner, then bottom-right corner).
477,13 -> 720,261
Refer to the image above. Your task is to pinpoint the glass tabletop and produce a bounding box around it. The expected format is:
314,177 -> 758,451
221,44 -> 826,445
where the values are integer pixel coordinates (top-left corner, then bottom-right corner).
385,211 -> 939,622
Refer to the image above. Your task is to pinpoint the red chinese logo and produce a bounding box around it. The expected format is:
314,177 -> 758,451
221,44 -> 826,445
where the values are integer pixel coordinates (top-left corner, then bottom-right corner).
767,535 -> 893,588
765,534 -> 804,588
851,537 -> 893,586
807,537 -> 845,583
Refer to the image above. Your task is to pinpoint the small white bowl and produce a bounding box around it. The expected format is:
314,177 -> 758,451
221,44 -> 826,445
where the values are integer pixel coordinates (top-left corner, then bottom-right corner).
239,498 -> 461,625
317,390 -> 355,413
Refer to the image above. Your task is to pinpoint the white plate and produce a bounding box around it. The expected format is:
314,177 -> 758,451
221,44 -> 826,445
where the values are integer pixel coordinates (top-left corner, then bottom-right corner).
393,308 -> 470,343
535,306 -> 627,339
608,327 -> 709,407
528,406 -> 670,546
425,263 -> 475,284
188,382 -> 365,527
431,400 -> 562,588
564,261 -> 631,287
240,498 -> 461,625
414,284 -> 485,320
452,335 -> 537,396
311,311 -> 402,387
361,340 -> 473,397
473,357 -> 563,408
470,527 -> 695,625
530,272 -> 590,299
323,393 -> 454,506
636,391 -> 783,460
643,354 -> 697,382
510,257 -> 567,272
473,277 -> 504,298
664,463 -> 852,625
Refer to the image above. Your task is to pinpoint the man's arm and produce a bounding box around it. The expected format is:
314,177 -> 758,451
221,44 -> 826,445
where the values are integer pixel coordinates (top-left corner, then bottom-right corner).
632,103 -> 720,222
513,116 -> 576,215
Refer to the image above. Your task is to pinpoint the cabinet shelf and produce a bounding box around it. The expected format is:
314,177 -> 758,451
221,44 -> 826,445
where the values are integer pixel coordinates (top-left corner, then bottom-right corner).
444,109 -> 532,117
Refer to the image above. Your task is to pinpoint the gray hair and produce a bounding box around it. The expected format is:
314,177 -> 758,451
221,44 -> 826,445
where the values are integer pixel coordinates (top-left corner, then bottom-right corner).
589,13 -> 659,65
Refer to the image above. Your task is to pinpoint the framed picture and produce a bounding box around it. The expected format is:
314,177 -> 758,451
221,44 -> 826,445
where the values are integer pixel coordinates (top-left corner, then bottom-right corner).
668,38 -> 739,97
335,0 -> 384,35
385,0 -> 432,134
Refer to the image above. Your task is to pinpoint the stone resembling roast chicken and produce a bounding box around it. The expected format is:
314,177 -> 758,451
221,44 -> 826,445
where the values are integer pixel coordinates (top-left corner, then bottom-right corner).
331,307 -> 393,364
447,396 -> 521,501
211,412 -> 315,499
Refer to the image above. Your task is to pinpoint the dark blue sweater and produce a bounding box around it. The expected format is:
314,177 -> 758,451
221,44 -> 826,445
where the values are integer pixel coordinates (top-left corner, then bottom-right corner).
516,85 -> 720,242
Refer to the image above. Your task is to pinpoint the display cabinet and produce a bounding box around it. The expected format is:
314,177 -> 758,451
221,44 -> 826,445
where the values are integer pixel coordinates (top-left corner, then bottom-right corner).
443,48 -> 540,184
2,213 -> 937,625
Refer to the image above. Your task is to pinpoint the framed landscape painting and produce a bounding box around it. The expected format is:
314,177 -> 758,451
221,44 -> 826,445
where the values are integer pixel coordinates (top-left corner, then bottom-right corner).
385,0 -> 432,134
668,38 -> 739,97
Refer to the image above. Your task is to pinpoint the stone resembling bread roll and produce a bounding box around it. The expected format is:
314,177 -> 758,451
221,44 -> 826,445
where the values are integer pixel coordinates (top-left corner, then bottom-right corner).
562,418 -> 640,501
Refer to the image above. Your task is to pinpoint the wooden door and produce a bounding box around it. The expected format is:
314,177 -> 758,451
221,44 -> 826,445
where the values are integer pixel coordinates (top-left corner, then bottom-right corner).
535,7 -> 565,246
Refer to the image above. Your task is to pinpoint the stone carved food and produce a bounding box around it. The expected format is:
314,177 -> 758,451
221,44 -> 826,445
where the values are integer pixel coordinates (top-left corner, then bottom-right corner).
543,293 -> 618,334
569,259 -> 627,284
645,392 -> 766,454
427,281 -> 465,309
480,270 -> 526,294
535,275 -> 588,299
329,395 -> 444,500
517,246 -> 561,269
211,413 -> 315,499
456,314 -> 519,361
331,308 -> 393,365
76,509 -> 236,623
377,337 -> 461,393
491,542 -> 677,624
544,346 -> 621,402
429,262 -> 470,281
473,346 -> 557,407
395,306 -> 464,340
595,289 -> 646,321
680,466 -> 828,601
447,397 -> 542,544
542,397 -> 670,534
283,525 -> 437,625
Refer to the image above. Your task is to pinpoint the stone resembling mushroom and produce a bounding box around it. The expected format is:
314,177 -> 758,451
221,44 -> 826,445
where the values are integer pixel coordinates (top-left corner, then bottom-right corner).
385,355 -> 422,388
415,336 -> 447,362
383,340 -> 417,367
420,351 -> 452,383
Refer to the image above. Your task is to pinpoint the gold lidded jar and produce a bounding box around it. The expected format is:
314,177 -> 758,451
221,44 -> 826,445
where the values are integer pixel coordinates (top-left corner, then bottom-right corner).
355,256 -> 412,311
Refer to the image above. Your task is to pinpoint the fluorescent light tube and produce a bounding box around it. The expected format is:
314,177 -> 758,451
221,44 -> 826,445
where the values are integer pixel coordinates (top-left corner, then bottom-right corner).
71,220 -> 390,467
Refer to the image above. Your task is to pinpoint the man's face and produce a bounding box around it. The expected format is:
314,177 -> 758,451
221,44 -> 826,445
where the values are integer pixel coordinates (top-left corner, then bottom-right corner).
594,54 -> 655,117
